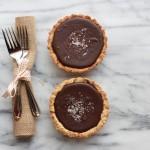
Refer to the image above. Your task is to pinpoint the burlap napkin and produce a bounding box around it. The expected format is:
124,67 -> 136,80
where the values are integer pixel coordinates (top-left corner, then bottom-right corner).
12,16 -> 36,137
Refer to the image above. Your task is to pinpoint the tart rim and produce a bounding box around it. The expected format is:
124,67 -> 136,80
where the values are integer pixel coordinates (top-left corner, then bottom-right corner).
47,14 -> 108,73
49,77 -> 109,138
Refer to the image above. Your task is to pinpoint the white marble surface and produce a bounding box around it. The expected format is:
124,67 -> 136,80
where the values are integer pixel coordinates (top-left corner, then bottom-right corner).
0,0 -> 150,149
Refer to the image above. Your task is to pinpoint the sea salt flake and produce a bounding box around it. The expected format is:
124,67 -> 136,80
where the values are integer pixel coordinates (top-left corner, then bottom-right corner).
82,51 -> 88,56
69,28 -> 89,51
67,97 -> 95,122
64,55 -> 70,61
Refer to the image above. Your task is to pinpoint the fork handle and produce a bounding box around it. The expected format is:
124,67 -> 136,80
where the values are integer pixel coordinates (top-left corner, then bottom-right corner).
13,81 -> 22,120
22,80 -> 40,118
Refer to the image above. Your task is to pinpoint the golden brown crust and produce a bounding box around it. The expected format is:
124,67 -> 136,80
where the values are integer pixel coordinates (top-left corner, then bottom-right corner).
48,14 -> 108,73
49,77 -> 109,138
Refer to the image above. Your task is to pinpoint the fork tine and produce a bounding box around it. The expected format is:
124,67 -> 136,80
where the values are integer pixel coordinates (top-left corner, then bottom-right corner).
22,26 -> 26,49
2,29 -> 11,53
25,26 -> 29,50
11,27 -> 20,47
17,26 -> 22,46
17,26 -> 20,42
8,28 -> 17,48
5,29 -> 14,50
17,26 -> 24,58
21,26 -> 24,48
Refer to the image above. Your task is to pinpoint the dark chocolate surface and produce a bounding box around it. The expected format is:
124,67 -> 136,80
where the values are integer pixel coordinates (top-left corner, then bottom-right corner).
54,82 -> 103,132
52,17 -> 104,68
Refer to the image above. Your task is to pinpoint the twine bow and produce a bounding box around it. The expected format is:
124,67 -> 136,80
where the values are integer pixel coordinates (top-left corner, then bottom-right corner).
2,59 -> 31,98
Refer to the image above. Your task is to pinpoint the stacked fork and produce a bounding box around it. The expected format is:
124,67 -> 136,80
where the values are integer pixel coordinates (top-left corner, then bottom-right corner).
2,27 -> 40,120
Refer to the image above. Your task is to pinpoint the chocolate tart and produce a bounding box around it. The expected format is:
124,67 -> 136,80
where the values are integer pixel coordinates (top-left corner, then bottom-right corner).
50,77 -> 109,138
48,14 -> 107,73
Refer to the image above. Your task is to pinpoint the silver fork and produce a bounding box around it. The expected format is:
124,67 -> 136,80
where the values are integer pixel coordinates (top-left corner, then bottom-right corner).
2,27 -> 40,119
17,26 -> 40,118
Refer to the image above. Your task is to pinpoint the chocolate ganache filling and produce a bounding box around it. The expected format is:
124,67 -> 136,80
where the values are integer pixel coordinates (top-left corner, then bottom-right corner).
54,82 -> 103,132
52,17 -> 104,68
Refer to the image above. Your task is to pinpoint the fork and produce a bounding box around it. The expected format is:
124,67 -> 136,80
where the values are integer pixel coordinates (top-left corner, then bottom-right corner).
17,26 -> 40,118
2,27 -> 40,119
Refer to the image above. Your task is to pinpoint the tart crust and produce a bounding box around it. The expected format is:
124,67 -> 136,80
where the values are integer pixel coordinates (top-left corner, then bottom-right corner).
49,77 -> 109,138
48,14 -> 108,73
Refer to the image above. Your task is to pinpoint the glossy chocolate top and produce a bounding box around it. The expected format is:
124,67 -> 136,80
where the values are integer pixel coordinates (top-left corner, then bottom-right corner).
54,82 -> 103,132
52,17 -> 104,68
